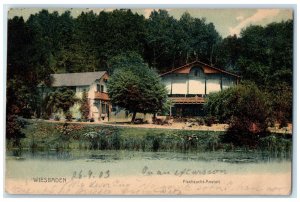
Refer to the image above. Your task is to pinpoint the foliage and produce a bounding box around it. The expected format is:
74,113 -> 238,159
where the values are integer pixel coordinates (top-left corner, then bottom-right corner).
83,127 -> 121,150
236,21 -> 292,87
144,10 -> 222,70
205,82 -> 272,146
79,90 -> 90,121
214,34 -> 241,72
8,9 -> 223,75
144,133 -> 163,152
258,135 -> 292,155
107,52 -> 168,122
268,83 -> 292,127
65,111 -> 73,121
6,114 -> 27,145
7,10 -> 293,126
45,87 -> 78,116
107,51 -> 146,74
204,115 -> 217,127
160,98 -> 173,115
18,120 -> 292,155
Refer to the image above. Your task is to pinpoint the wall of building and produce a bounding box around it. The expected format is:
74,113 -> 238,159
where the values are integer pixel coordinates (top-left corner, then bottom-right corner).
161,67 -> 237,95
188,66 -> 205,94
172,74 -> 188,94
162,75 -> 172,94
87,78 -> 109,121
206,74 -> 221,94
222,75 -> 236,89
75,85 -> 89,99
53,78 -> 110,121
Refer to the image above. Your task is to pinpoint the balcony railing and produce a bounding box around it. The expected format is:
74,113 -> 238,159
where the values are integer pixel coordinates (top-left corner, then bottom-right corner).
94,91 -> 110,101
169,95 -> 205,104
168,94 -> 207,98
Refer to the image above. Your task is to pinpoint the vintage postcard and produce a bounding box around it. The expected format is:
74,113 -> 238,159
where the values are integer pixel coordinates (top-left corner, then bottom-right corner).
5,7 -> 293,195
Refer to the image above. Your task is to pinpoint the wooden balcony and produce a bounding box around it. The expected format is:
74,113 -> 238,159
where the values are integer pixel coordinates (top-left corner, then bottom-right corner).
94,91 -> 110,101
169,96 -> 205,104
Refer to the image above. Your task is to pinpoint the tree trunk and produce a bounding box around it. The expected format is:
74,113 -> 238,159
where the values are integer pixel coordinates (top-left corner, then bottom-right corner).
131,111 -> 137,123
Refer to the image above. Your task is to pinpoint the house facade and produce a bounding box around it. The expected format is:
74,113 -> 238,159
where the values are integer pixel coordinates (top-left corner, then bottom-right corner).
51,71 -> 110,121
49,60 -> 239,121
160,61 -> 240,117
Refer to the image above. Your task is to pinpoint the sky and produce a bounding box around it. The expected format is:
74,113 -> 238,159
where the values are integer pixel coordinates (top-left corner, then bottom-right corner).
8,7 -> 293,37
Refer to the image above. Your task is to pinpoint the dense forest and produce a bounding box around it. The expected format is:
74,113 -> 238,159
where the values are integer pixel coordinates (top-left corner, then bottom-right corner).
7,9 -> 293,139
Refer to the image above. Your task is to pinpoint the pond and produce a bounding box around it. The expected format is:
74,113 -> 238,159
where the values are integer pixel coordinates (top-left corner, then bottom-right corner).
5,150 -> 292,195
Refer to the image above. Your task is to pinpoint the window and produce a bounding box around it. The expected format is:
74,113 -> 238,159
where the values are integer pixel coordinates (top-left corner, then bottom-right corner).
100,85 -> 104,92
194,70 -> 199,76
96,84 -> 100,92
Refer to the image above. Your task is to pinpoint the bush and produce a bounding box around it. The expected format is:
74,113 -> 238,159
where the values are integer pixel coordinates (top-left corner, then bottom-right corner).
204,116 -> 216,126
222,130 -> 265,148
65,111 -> 72,121
41,113 -> 50,120
258,134 -> 292,156
205,82 -> 272,146
54,115 -> 60,121
6,114 -> 27,146
80,90 -> 90,121
145,133 -> 163,152
196,117 -> 205,126
268,83 -> 292,126
83,127 -> 121,150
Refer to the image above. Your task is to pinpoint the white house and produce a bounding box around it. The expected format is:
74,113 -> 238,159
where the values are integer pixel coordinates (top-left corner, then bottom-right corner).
51,71 -> 110,121
160,60 -> 240,117
49,60 -> 239,121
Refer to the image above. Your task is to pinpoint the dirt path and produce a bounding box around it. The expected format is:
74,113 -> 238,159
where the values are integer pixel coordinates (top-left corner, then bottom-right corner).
44,119 -> 228,131
43,119 -> 292,133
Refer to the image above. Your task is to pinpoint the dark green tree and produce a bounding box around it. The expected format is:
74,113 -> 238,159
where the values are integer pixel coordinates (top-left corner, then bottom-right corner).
205,82 -> 272,146
107,52 -> 168,123
45,87 -> 78,120
177,12 -> 221,65
6,9 -> 293,126
6,105 -> 27,146
236,20 -> 293,88
268,83 -> 292,127
145,9 -> 177,69
214,34 -> 241,72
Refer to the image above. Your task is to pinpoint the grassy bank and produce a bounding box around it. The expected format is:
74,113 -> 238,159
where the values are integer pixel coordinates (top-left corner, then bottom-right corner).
7,119 -> 292,155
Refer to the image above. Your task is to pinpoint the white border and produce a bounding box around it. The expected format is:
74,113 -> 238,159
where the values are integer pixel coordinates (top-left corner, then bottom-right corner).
1,1 -> 299,202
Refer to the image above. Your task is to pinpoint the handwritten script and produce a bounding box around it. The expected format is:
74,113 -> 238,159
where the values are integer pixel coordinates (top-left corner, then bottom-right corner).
141,166 -> 227,177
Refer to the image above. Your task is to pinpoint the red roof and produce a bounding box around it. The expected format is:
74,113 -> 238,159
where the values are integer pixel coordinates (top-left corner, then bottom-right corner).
160,60 -> 240,78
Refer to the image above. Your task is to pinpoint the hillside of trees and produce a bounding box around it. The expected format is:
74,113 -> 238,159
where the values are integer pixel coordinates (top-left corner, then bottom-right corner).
7,9 -> 293,138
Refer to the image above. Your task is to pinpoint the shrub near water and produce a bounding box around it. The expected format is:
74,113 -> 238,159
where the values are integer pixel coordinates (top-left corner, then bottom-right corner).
205,82 -> 273,147
19,121 -> 292,154
57,125 -> 226,152
83,127 -> 121,150
258,134 -> 292,155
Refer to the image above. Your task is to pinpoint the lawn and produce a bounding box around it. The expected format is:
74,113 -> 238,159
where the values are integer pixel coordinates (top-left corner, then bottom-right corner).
6,119 -> 292,155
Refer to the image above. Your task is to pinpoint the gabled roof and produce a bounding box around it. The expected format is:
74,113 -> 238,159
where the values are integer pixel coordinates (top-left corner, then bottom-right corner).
51,71 -> 107,87
160,60 -> 240,78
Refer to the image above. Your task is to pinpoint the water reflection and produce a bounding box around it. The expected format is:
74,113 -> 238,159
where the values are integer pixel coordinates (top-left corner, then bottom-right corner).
7,149 -> 291,164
